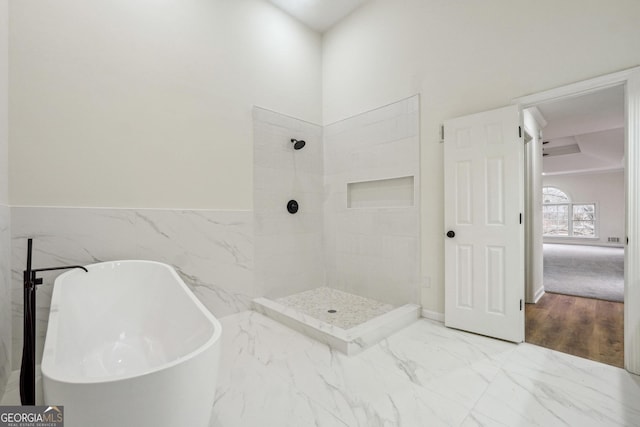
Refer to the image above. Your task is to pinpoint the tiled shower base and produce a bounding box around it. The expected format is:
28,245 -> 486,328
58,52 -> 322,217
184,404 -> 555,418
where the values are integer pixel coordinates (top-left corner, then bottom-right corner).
252,287 -> 420,355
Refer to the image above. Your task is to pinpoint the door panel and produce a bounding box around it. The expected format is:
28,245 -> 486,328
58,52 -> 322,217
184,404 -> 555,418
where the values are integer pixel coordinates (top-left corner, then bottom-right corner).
456,245 -> 473,308
456,161 -> 473,224
444,105 -> 524,343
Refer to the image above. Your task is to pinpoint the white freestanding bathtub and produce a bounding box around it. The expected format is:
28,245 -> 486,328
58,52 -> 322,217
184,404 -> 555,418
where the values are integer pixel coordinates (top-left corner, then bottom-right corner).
41,260 -> 222,427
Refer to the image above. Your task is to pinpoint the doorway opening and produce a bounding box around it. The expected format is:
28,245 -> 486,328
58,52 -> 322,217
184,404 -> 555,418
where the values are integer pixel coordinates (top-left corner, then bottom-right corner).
443,67 -> 640,374
523,85 -> 625,368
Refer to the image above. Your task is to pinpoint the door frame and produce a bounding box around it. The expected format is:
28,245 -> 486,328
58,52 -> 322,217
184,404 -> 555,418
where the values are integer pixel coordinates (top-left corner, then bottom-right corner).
512,66 -> 640,375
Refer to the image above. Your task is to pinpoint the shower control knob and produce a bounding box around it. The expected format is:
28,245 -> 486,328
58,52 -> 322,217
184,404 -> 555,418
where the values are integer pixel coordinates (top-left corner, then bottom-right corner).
446,230 -> 455,238
287,200 -> 299,214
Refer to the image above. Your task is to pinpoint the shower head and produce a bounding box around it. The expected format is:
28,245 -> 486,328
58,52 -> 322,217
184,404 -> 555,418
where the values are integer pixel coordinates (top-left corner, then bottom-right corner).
291,138 -> 306,150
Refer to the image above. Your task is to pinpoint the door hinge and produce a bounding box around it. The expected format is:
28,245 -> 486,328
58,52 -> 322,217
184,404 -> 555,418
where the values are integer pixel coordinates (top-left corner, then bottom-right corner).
520,299 -> 523,311
519,213 -> 522,224
440,125 -> 445,143
518,126 -> 522,138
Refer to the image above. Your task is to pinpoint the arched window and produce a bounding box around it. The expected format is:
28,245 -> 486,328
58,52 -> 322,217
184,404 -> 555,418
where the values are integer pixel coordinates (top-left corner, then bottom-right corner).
543,186 -> 596,237
543,186 -> 570,204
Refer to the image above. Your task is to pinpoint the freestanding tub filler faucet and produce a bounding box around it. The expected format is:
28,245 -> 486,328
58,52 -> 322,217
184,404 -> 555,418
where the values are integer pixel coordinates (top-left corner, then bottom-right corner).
20,238 -> 88,406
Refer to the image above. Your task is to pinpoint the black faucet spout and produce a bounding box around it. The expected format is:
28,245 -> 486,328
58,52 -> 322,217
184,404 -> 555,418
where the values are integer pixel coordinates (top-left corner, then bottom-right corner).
32,265 -> 89,274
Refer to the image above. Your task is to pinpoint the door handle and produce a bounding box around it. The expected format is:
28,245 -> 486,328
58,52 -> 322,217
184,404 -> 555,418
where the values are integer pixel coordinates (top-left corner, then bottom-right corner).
446,230 -> 455,238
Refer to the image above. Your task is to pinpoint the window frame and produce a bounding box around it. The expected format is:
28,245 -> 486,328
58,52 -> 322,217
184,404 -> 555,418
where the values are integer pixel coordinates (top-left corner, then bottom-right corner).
542,186 -> 598,239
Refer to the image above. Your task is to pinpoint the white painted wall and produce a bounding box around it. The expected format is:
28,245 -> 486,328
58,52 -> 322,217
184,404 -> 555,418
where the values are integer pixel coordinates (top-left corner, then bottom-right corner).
543,171 -> 625,247
322,0 -> 640,314
9,0 -> 322,209
0,0 -> 10,397
0,0 -> 6,205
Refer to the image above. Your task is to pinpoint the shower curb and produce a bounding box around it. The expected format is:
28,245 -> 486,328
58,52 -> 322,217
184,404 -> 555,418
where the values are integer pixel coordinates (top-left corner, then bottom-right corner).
251,297 -> 420,355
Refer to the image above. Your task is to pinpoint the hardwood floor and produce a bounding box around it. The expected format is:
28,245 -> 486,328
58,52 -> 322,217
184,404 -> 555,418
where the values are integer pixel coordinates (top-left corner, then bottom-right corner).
525,292 -> 624,368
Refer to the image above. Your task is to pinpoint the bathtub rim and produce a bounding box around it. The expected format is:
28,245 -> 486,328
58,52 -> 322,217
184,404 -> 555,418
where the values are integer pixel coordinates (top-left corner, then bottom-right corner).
41,259 -> 222,385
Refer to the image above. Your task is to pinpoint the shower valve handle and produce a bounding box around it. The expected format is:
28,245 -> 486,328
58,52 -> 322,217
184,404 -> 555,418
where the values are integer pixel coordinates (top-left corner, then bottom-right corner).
287,200 -> 299,214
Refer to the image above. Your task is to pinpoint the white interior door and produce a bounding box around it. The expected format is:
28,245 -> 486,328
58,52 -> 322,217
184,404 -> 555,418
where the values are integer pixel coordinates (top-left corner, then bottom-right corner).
444,105 -> 525,343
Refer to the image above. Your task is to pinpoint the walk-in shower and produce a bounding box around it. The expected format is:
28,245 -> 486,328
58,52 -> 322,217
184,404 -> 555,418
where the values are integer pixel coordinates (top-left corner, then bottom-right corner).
252,96 -> 421,354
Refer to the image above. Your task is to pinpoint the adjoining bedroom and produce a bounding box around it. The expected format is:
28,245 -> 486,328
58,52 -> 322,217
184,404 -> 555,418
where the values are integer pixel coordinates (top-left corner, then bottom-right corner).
525,86 -> 625,368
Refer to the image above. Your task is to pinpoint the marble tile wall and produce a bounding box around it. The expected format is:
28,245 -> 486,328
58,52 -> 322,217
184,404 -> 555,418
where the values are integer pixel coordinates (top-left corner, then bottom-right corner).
0,205 -> 10,398
10,207 -> 253,369
253,107 -> 325,298
324,96 -> 421,306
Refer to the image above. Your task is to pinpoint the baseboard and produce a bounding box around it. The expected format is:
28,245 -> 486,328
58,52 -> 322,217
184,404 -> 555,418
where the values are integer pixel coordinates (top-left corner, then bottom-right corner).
421,309 -> 444,323
533,287 -> 545,303
543,240 -> 624,249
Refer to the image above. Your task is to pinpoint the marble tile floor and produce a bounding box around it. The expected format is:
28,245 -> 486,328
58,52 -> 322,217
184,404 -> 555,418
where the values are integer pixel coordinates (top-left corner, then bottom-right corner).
212,311 -> 640,427
2,312 -> 639,426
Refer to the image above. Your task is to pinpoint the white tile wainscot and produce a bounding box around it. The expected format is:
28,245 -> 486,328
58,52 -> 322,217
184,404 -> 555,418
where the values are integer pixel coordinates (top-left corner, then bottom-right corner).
10,207 -> 253,369
0,204 -> 10,398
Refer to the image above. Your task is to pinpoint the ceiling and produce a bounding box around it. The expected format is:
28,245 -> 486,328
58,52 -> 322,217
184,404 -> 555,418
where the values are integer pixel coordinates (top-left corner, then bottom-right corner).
265,0 -> 370,32
533,85 -> 625,176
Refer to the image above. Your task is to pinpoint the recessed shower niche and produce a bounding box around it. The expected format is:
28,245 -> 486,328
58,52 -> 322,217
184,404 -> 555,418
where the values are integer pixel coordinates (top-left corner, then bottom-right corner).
347,176 -> 415,209
252,95 -> 421,354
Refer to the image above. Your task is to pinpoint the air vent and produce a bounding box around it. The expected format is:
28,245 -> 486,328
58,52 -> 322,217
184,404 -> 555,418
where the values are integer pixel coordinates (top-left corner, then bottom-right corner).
542,144 -> 581,158
608,237 -> 620,243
